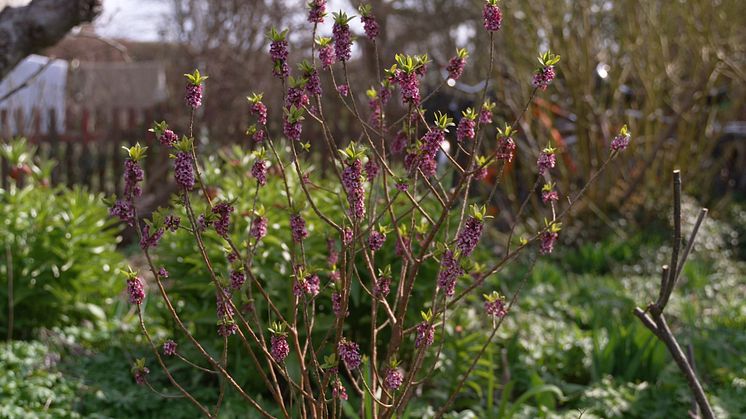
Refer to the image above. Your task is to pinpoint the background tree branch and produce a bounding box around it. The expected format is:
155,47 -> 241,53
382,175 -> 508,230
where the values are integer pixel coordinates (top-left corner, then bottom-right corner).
0,0 -> 102,80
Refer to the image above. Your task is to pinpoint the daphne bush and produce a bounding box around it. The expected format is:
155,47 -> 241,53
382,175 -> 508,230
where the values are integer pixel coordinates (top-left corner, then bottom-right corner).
108,1 -> 629,417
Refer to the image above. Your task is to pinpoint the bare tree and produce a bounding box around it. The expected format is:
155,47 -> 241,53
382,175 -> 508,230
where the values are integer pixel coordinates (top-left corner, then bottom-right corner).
0,0 -> 102,79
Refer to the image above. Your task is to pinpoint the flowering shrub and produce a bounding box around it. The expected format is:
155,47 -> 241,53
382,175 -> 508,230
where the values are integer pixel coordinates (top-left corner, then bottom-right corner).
107,1 -> 630,416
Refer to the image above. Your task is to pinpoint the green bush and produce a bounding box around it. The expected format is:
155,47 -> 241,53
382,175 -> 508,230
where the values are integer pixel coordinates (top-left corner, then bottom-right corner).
0,139 -> 126,340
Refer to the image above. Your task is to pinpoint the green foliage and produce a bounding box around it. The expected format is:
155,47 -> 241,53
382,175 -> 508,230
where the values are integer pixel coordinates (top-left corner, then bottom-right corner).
0,140 -> 126,339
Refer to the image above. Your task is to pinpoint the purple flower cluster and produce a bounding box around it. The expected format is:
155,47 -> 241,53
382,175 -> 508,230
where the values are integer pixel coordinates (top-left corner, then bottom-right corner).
286,86 -> 310,109
456,216 -> 484,257
338,338 -> 361,370
537,151 -> 556,174
327,237 -> 339,266
230,270 -> 246,290
542,189 -> 559,204
162,340 -> 177,356
283,118 -> 302,142
331,292 -> 345,317
337,83 -> 349,97
365,159 -> 379,182
391,130 -> 409,155
385,368 -> 403,390
290,214 -> 308,242
307,0 -> 326,23
417,128 -> 445,177
127,276 -> 145,305
485,297 -> 508,318
139,224 -> 164,250
374,276 -> 391,298
333,20 -> 352,62
457,117 -> 476,142
271,335 -> 289,362
212,202 -> 234,237
216,288 -> 234,318
294,273 -> 320,297
110,200 -> 135,226
269,38 -> 289,77
415,322 -> 434,348
532,66 -> 556,90
539,231 -> 559,255
342,159 -> 366,220
496,136 -> 516,162
251,101 -> 268,125
218,320 -> 238,337
611,132 -> 631,151
133,365 -> 150,385
164,215 -> 180,232
483,2 -> 503,32
185,83 -> 203,108
319,44 -> 335,69
252,159 -> 268,186
332,378 -> 348,400
368,230 -> 386,252
391,70 -> 420,105
438,250 -> 464,297
361,15 -> 379,39
159,129 -> 178,147
447,56 -> 466,80
158,267 -> 169,278
305,69 -> 322,96
251,215 -> 268,240
123,159 -> 144,200
174,151 -> 196,190
342,227 -> 353,245
479,106 -> 493,124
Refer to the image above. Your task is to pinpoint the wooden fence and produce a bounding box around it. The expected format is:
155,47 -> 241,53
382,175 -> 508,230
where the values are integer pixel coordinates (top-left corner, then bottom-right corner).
1,106 -> 170,198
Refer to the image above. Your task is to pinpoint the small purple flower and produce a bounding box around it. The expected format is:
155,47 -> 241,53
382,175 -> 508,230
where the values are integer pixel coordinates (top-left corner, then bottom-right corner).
532,66 -> 556,91
230,270 -> 246,290
338,338 -> 362,370
611,127 -> 631,152
361,15 -> 379,40
197,213 -> 211,231
332,378 -> 348,400
337,83 -> 349,97
542,189 -> 559,204
164,215 -> 180,232
391,130 -> 409,155
456,216 -> 484,257
110,199 -> 135,226
305,69 -> 322,96
496,136 -> 516,162
539,231 -> 559,255
384,368 -> 403,390
140,224 -> 164,250
283,117 -> 302,141
174,151 -> 196,190
212,202 -> 234,238
158,267 -> 169,278
251,102 -> 268,125
331,292 -> 345,317
483,2 -> 503,32
342,227 -> 353,245
252,159 -> 268,186
286,86 -> 310,109
456,117 -> 476,142
127,276 -> 145,305
395,181 -> 409,192
252,130 -> 265,143
364,159 -> 379,182
447,56 -> 466,80
485,294 -> 508,318
479,106 -> 493,124
307,0 -> 326,23
271,335 -> 289,363
319,44 -> 335,69
162,340 -> 177,356
537,150 -> 556,175
327,237 -> 339,266
437,250 -> 463,297
368,230 -> 386,252
269,38 -> 289,62
218,320 -> 238,337
290,214 -> 308,242
333,18 -> 352,62
133,365 -> 149,385
123,159 -> 144,200
216,287 -> 234,318
273,60 -> 289,79
342,159 -> 366,220
251,215 -> 268,240
374,276 -> 390,298
394,70 -> 420,105
415,322 -> 434,348
185,83 -> 203,109
159,129 -> 178,147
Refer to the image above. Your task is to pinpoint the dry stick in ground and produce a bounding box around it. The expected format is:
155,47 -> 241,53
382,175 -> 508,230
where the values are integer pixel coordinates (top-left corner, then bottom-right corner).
632,170 -> 714,419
